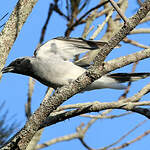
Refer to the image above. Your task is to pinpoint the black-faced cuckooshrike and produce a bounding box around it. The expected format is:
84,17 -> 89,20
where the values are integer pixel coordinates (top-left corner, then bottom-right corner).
2,37 -> 150,91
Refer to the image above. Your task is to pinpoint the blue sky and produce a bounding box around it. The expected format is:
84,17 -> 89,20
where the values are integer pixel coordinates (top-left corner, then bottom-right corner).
0,0 -> 150,150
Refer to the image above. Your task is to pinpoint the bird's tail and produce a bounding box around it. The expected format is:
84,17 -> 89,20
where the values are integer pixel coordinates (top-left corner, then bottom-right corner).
85,73 -> 150,91
107,73 -> 150,83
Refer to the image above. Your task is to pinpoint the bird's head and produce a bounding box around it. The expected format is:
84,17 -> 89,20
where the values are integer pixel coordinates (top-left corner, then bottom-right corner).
1,57 -> 33,76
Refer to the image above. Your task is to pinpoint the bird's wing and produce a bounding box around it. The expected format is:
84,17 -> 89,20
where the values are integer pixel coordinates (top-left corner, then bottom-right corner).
34,37 -> 108,60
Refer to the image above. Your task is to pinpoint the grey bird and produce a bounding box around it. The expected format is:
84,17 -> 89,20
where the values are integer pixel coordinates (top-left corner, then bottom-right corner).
1,37 -> 150,91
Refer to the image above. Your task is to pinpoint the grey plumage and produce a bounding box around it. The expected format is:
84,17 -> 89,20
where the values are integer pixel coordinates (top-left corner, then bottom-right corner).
2,37 -> 150,91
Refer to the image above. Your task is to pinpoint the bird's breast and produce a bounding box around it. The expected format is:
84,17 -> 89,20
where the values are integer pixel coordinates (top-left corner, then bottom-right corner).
31,58 -> 85,88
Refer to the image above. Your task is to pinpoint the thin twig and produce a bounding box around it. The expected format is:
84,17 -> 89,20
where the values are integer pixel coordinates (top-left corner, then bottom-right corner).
130,28 -> 150,34
82,10 -> 97,38
0,13 -> 9,28
79,138 -> 94,150
25,77 -> 35,119
110,129 -> 150,150
137,0 -> 143,6
109,0 -> 128,23
78,1 -> 109,23
36,132 -> 80,149
78,119 -> 98,150
0,12 -> 8,22
123,37 -> 150,49
53,1 -> 69,20
101,119 -> 148,149
119,62 -> 138,100
65,1 -> 109,36
39,3 -> 54,43
81,112 -> 132,119
140,15 -> 150,24
90,9 -> 113,40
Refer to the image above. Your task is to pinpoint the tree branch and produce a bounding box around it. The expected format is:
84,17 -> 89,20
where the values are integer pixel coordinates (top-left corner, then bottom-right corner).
0,0 -> 38,80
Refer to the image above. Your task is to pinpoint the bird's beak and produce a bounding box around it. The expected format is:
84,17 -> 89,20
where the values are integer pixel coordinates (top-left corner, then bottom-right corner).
1,66 -> 14,73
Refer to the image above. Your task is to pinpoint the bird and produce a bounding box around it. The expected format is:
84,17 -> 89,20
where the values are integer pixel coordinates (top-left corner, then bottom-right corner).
1,37 -> 150,91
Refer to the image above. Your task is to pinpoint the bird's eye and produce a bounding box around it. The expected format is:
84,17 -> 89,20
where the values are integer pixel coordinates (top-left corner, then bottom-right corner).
16,60 -> 21,65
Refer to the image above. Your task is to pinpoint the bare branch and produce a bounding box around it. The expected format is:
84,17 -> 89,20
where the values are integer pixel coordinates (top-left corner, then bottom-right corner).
0,13 -> 8,22
0,0 -> 38,79
0,13 -> 8,28
109,0 -> 128,23
104,48 -> 150,74
25,78 -> 35,119
123,37 -> 150,49
119,62 -> 138,100
79,138 -> 94,150
81,112 -> 132,119
36,132 -> 80,149
65,1 -> 109,36
26,129 -> 44,150
110,129 -> 150,150
130,28 -> 150,34
101,119 -> 148,149
140,15 -> 150,23
39,3 -> 54,43
90,9 -> 113,40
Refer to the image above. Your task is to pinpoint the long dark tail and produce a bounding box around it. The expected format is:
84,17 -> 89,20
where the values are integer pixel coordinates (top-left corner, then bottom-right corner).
107,73 -> 150,83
